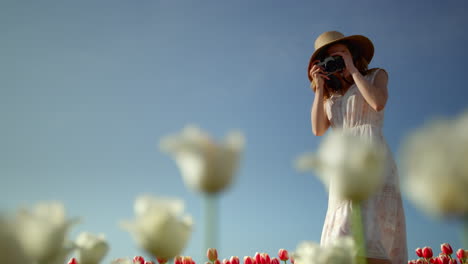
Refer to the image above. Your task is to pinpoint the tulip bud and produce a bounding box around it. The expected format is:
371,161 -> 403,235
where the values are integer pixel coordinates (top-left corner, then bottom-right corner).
244,256 -> 254,264
134,256 -> 145,264
457,249 -> 465,260
231,256 -> 240,264
254,253 -> 262,264
271,257 -> 280,264
423,247 -> 434,259
223,258 -> 231,264
441,244 -> 454,255
278,249 -> 289,261
439,255 -> 450,264
68,258 -> 79,264
207,249 -> 218,262
183,257 -> 194,264
416,248 -> 423,258
175,257 -> 183,264
261,253 -> 271,264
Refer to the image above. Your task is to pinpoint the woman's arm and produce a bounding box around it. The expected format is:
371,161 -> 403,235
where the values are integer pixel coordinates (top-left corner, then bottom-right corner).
331,50 -> 389,112
311,87 -> 330,136
350,69 -> 388,112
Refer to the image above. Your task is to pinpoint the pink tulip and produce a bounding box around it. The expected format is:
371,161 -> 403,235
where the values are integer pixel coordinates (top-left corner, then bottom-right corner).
290,256 -> 295,264
416,248 -> 423,258
68,258 -> 78,264
278,249 -> 289,261
271,258 -> 280,264
134,256 -> 145,264
244,256 -> 254,264
207,249 -> 218,262
442,244 -> 454,255
423,247 -> 434,259
175,257 -> 183,264
231,256 -> 240,264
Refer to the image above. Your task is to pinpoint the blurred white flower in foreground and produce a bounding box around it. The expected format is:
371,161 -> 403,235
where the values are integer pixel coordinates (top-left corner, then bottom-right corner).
0,215 -> 31,263
293,237 -> 357,264
121,195 -> 193,259
295,131 -> 386,202
14,201 -> 79,264
160,125 -> 245,194
75,232 -> 109,264
400,110 -> 468,216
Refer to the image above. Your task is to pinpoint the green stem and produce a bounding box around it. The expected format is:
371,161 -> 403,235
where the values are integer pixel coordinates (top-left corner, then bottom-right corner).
352,202 -> 367,264
463,215 -> 468,250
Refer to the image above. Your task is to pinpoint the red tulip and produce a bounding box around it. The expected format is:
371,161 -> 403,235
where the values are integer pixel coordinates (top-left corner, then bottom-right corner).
423,247 -> 434,258
68,258 -> 78,264
207,248 -> 218,262
442,243 -> 454,255
157,258 -> 167,264
214,260 -> 221,264
290,256 -> 295,264
222,258 -> 231,264
439,255 -> 450,264
231,256 -> 240,264
244,256 -> 254,264
416,259 -> 424,264
261,253 -> 271,264
134,256 -> 145,264
175,257 -> 183,264
254,253 -> 262,264
457,249 -> 465,260
271,258 -> 280,264
183,257 -> 195,264
448,259 -> 458,264
278,249 -> 289,261
416,248 -> 423,258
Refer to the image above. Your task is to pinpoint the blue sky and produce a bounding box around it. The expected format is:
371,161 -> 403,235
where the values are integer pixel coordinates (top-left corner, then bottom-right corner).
1,0 -> 468,263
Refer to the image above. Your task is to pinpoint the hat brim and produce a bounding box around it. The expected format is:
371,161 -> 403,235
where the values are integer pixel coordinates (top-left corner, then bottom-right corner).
307,35 -> 374,81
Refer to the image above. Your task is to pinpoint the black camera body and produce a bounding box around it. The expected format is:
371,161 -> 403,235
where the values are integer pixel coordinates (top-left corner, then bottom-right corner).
316,55 -> 345,75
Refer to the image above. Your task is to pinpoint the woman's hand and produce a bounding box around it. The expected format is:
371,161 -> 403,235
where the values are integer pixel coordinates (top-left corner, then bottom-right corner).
309,60 -> 330,92
330,50 -> 358,74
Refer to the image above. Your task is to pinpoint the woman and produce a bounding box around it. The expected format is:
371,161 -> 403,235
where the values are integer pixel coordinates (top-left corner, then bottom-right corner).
308,31 -> 407,264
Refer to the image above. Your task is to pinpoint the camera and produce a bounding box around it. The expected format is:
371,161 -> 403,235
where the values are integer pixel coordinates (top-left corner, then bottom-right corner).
316,55 -> 345,75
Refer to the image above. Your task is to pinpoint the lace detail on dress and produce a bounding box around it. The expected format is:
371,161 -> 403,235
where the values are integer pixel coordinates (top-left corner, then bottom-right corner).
320,68 -> 408,264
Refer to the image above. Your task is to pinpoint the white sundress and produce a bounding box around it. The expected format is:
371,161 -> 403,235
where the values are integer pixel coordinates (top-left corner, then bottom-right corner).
320,68 -> 408,264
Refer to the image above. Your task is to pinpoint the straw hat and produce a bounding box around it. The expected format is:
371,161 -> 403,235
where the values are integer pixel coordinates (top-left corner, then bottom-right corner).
307,31 -> 374,81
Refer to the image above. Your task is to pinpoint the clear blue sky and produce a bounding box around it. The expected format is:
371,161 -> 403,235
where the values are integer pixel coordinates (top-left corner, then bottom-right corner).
1,0 -> 467,263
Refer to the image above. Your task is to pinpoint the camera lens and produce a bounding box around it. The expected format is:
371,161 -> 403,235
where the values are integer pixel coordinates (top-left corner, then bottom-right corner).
326,61 -> 338,72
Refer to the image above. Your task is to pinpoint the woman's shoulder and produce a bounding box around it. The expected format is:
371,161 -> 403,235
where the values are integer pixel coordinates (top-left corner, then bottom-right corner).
365,67 -> 388,81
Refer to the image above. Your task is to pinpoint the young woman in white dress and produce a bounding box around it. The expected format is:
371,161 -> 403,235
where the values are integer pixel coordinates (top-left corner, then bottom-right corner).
308,31 -> 408,264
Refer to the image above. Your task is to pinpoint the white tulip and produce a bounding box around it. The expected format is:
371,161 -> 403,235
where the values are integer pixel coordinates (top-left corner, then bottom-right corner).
160,125 -> 245,194
75,232 -> 109,264
14,201 -> 79,264
293,237 -> 357,264
0,215 -> 31,264
400,110 -> 468,216
121,195 -> 193,259
295,130 -> 386,202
